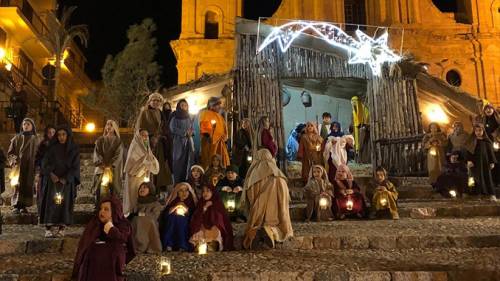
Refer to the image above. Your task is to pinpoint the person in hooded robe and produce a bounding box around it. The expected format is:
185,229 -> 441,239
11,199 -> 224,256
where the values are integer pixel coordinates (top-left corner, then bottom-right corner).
297,122 -> 324,182
123,129 -> 159,216
328,122 -> 344,138
39,126 -> 80,237
304,165 -> 334,222
216,164 -> 245,222
433,151 -> 467,198
422,122 -> 447,185
8,118 -> 40,214
131,182 -> 162,254
242,149 -> 293,249
170,99 -> 195,183
465,123 -> 497,200
370,167 -> 399,219
188,165 -> 206,199
332,164 -> 367,219
323,135 -> 355,183
160,182 -> 198,252
160,102 -> 173,170
447,121 -> 469,154
72,195 -> 136,281
199,96 -> 230,169
92,120 -> 124,205
190,185 -> 234,252
204,154 -> 226,184
480,104 -> 500,186
35,125 -> 56,211
256,116 -> 278,158
233,118 -> 253,178
286,123 -> 306,161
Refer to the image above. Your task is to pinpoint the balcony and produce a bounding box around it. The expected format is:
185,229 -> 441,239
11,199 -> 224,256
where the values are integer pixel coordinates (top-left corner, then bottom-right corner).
0,0 -> 51,58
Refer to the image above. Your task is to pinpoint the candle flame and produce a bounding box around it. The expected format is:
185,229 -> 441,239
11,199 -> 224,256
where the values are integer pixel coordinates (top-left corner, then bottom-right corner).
346,199 -> 353,211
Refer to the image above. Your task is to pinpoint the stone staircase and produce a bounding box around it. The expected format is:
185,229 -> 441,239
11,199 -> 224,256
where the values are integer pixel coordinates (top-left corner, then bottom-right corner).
0,155 -> 500,280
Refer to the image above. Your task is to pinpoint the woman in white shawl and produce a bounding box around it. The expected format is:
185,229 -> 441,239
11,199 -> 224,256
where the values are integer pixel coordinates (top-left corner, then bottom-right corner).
123,129 -> 159,216
242,149 -> 293,249
323,135 -> 354,183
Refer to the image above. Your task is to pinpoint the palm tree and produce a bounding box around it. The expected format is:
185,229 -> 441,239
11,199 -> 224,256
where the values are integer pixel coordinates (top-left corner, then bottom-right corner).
40,6 -> 89,124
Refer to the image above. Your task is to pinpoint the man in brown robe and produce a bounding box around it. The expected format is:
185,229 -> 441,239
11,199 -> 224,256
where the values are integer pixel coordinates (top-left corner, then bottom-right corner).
199,97 -> 230,168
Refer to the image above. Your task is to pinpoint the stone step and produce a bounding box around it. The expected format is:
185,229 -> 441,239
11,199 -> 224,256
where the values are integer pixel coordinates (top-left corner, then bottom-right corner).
0,249 -> 499,281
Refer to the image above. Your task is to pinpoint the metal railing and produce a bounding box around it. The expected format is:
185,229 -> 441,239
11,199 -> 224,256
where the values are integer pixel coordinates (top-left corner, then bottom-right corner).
0,0 -> 49,37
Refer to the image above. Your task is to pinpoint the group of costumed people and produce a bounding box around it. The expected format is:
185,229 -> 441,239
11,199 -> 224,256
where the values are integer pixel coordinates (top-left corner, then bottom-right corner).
423,103 -> 500,201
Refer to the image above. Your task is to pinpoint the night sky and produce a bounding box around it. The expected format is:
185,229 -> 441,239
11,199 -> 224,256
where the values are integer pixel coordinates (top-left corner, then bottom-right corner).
60,0 -> 451,88
59,0 -> 281,87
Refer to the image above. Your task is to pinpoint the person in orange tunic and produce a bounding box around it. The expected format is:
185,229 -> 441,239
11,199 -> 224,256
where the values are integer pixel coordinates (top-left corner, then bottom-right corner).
199,97 -> 230,169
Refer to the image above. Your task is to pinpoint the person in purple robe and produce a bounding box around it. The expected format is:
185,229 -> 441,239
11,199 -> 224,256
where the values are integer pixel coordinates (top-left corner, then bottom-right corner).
72,195 -> 135,281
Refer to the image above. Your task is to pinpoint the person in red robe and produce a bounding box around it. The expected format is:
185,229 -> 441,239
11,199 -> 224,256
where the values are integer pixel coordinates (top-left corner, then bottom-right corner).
256,116 -> 278,157
72,195 -> 135,281
189,185 -> 234,251
332,164 -> 367,219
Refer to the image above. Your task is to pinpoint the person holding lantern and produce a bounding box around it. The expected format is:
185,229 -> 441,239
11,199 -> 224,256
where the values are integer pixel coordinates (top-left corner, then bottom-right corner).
72,195 -> 136,281
189,185 -> 234,252
370,167 -> 399,219
422,122 -> 447,185
130,182 -> 162,253
35,125 -> 56,212
297,122 -> 324,182
433,151 -> 468,199
8,118 -> 40,214
233,118 -> 253,178
304,165 -> 334,222
169,99 -> 195,184
92,120 -> 124,206
256,116 -> 278,158
465,123 -> 497,200
160,182 -> 198,252
123,129 -> 159,216
216,165 -> 245,222
39,126 -> 80,238
242,149 -> 293,249
332,164 -> 367,219
199,96 -> 230,169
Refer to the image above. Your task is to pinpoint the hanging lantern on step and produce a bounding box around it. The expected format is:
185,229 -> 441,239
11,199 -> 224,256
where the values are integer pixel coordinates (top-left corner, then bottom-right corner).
198,239 -> 208,255
54,192 -> 63,205
301,91 -> 312,108
159,256 -> 171,275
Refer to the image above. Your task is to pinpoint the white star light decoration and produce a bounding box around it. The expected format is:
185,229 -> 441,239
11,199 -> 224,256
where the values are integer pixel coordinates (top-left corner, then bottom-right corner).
257,21 -> 401,76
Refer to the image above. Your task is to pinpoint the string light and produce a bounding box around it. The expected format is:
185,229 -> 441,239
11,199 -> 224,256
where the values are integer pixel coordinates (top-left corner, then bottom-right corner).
258,21 -> 401,76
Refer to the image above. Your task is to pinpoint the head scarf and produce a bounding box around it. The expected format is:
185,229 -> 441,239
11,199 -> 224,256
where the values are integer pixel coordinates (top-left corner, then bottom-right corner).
137,181 -> 158,204
208,154 -> 224,170
123,129 -> 159,177
147,92 -> 164,105
21,117 -> 36,135
335,164 -> 354,181
189,185 -> 234,251
329,122 -> 344,137
191,165 -> 205,175
307,165 -> 331,187
171,99 -> 190,120
165,182 -> 198,207
51,126 -> 78,153
465,122 -> 492,154
374,166 -> 388,185
207,96 -> 222,109
243,149 -> 286,191
103,120 -> 120,139
72,195 -> 136,278
256,116 -> 274,150
427,122 -> 442,133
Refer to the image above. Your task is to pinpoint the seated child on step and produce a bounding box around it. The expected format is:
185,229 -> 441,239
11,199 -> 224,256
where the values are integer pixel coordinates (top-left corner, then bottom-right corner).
371,167 -> 399,219
433,151 -> 467,198
304,165 -> 334,222
131,182 -> 162,253
216,165 -> 245,222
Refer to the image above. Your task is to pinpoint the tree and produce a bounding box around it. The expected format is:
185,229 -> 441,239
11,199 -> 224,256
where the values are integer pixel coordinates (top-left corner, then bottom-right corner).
41,6 -> 89,124
85,18 -> 162,126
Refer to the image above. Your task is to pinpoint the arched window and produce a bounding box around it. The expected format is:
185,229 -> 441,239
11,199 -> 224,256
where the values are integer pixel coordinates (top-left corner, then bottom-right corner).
446,69 -> 462,87
204,11 -> 219,39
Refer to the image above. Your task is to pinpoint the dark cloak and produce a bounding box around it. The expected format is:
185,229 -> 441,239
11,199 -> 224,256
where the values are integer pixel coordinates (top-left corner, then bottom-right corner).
216,176 -> 245,220
72,195 -> 136,281
39,127 -> 80,225
169,102 -> 194,183
35,125 -> 55,212
92,135 -> 124,202
232,128 -> 252,178
466,135 -> 497,195
190,186 -> 234,251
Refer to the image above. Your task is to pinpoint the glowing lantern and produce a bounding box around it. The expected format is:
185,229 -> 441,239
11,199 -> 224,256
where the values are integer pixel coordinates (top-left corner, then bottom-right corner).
449,190 -> 457,198
85,122 -> 96,133
101,174 -> 110,186
247,155 -> 253,162
380,198 -> 388,206
315,144 -> 321,152
425,104 -> 449,124
9,167 -> 19,186
54,192 -> 63,205
346,199 -> 354,211
429,147 -> 437,156
319,197 -> 328,210
5,62 -> 12,71
160,256 -> 171,275
143,176 -> 150,183
175,205 -> 187,216
468,177 -> 475,188
226,199 -> 236,213
494,142 -> 499,151
210,120 -> 216,126
198,239 -> 208,255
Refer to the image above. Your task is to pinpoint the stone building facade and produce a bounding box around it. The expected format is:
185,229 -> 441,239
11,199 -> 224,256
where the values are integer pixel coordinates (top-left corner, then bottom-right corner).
172,0 -> 500,105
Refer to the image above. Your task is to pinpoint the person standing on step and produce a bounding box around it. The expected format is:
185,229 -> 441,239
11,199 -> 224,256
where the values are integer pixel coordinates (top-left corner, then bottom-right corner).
447,121 -> 469,154
297,122 -> 324,183
72,195 -> 136,281
8,118 -> 39,214
170,99 -> 195,184
123,129 -> 159,216
465,123 -> 497,201
92,120 -> 124,205
39,126 -> 80,238
35,125 -> 56,213
256,116 -> 278,158
318,112 -> 332,140
242,149 -> 293,249
160,102 -> 173,170
422,123 -> 447,185
199,96 -> 230,169
480,104 -> 500,187
10,82 -> 28,133
370,166 -> 399,219
233,118 -> 253,178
